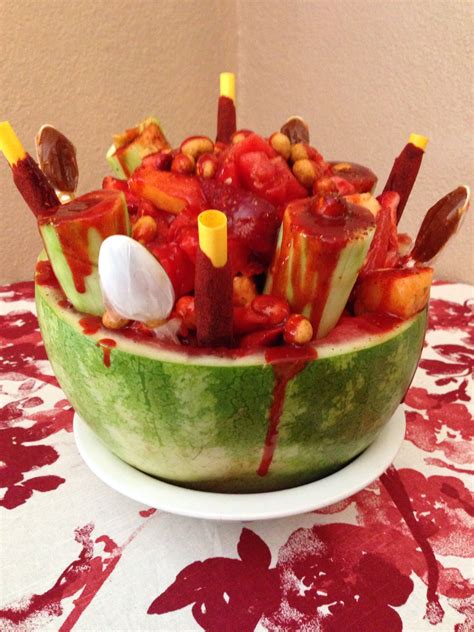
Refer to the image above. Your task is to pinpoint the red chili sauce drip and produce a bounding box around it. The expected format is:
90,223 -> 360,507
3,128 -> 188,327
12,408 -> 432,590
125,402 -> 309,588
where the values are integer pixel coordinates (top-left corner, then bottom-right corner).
216,96 -> 236,144
12,154 -> 60,217
37,189 -> 128,295
79,316 -> 102,336
96,338 -> 117,368
257,345 -> 317,477
269,196 -> 375,335
35,260 -> 61,290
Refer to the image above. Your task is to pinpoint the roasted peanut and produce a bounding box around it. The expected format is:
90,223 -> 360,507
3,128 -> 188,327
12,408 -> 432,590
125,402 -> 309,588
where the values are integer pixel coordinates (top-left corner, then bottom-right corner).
144,318 -> 167,329
175,295 -> 196,330
196,153 -> 218,179
171,152 -> 195,175
293,159 -> 318,188
283,314 -> 313,345
231,129 -> 253,144
102,310 -> 129,330
132,215 -> 157,244
180,136 -> 214,160
269,132 -> 291,160
251,295 -> 290,325
233,276 -> 257,307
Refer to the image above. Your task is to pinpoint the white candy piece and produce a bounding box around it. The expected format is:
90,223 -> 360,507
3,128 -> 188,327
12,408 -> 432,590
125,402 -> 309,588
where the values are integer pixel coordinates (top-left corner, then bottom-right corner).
99,235 -> 175,323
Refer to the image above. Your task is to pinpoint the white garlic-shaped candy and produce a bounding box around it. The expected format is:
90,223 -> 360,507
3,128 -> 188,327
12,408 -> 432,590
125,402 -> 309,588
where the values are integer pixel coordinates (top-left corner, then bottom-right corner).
99,235 -> 174,323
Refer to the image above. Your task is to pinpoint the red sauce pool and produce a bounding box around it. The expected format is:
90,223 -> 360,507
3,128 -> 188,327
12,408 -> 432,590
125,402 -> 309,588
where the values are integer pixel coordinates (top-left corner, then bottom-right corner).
79,316 -> 102,336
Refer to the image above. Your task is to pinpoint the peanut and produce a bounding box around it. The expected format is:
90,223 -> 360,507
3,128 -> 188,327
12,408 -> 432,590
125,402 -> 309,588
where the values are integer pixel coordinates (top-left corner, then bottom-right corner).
144,318 -> 167,329
180,136 -> 214,160
233,276 -> 257,307
269,132 -> 291,160
251,295 -> 290,325
196,153 -> 218,179
293,159 -> 318,188
171,152 -> 195,175
175,296 -> 196,330
132,215 -> 157,244
102,310 -> 129,330
283,314 -> 313,345
231,129 -> 253,144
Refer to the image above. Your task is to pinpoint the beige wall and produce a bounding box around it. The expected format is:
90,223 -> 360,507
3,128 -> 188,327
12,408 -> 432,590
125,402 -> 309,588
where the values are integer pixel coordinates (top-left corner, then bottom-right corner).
1,0 -> 472,284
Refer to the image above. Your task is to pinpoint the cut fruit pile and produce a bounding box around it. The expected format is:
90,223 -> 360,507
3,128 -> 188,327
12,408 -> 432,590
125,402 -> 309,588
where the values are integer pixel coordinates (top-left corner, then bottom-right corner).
0,77 -> 470,353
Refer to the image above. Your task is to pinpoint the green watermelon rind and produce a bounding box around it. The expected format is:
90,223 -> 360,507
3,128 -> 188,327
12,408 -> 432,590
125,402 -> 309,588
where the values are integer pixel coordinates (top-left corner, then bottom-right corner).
36,280 -> 427,493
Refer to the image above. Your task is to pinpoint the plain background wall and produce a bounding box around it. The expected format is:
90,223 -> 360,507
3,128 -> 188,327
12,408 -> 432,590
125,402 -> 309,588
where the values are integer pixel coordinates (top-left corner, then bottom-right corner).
0,0 -> 472,283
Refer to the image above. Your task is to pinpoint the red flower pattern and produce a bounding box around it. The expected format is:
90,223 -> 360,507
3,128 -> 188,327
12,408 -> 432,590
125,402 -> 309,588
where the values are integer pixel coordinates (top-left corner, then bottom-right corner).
1,281 -> 472,631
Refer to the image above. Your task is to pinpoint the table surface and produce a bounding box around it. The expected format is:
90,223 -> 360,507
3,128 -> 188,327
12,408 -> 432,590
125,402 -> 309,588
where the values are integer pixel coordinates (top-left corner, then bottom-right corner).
0,280 -> 472,632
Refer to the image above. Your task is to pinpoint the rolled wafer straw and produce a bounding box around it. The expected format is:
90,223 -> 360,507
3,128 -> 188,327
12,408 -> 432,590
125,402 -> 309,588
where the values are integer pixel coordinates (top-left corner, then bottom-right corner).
195,209 -> 233,347
383,132 -> 428,223
0,121 -> 27,165
198,209 -> 228,267
216,72 -> 237,143
220,72 -> 235,102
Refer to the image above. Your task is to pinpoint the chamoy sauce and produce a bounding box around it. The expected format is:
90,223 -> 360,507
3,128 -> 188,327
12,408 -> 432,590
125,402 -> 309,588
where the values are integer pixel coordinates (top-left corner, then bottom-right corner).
97,338 -> 117,368
35,260 -> 62,291
257,345 -> 317,477
79,316 -> 102,336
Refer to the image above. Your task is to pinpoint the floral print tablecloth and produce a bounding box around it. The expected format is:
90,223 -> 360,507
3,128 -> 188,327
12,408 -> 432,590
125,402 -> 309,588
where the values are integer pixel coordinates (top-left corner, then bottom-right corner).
0,280 -> 473,632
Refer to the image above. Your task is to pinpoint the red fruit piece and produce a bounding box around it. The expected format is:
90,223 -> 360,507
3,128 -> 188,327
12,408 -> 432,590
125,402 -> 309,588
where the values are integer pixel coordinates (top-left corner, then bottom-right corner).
102,176 -> 128,192
329,162 -> 377,194
200,179 -> 281,267
233,296 -> 290,336
147,241 -> 195,297
130,169 -> 206,215
216,133 -> 276,188
238,152 -> 308,207
362,191 -> 400,274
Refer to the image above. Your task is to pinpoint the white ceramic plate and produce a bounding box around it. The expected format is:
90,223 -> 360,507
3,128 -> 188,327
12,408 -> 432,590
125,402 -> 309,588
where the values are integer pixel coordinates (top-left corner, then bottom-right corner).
74,408 -> 405,521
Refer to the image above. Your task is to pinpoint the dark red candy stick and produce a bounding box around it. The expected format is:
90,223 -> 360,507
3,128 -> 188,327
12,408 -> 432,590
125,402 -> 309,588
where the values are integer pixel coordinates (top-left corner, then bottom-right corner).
216,73 -> 236,144
195,210 -> 233,347
383,133 -> 428,223
0,121 -> 60,217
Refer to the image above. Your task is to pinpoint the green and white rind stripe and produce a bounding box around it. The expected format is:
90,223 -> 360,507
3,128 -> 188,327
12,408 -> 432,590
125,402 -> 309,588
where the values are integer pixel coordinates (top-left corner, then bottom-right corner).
317,233 -> 373,338
36,281 -> 426,493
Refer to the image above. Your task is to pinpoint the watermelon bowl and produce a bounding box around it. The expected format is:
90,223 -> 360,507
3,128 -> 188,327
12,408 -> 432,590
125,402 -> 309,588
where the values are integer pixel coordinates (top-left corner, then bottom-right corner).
36,272 -> 427,494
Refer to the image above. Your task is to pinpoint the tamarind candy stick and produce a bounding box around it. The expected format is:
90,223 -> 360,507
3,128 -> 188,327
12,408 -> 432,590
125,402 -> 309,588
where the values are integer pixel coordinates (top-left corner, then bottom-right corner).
410,185 -> 470,264
383,133 -> 428,223
216,72 -> 236,144
195,210 -> 233,347
0,121 -> 60,217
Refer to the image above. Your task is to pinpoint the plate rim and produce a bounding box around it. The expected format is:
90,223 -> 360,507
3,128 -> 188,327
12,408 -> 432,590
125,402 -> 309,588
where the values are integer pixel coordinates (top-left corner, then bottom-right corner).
74,409 -> 406,521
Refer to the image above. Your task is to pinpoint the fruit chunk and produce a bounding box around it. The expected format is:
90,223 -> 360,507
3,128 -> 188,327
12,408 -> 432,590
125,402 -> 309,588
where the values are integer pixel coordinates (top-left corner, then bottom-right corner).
361,191 -> 400,274
200,178 -> 281,270
329,162 -> 377,193
266,195 -> 376,338
38,189 -> 130,315
354,267 -> 433,319
107,117 -> 170,179
130,169 -> 206,215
